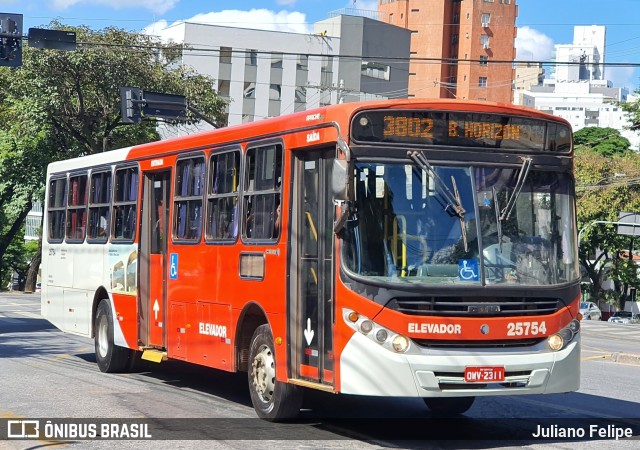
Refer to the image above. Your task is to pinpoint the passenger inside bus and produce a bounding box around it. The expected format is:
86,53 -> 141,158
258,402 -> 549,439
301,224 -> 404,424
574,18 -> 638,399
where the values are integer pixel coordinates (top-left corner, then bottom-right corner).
273,202 -> 281,237
98,215 -> 108,237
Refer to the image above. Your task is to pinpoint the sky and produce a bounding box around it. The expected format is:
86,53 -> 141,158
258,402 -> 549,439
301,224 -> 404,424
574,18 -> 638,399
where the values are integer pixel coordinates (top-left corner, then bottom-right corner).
4,0 -> 640,92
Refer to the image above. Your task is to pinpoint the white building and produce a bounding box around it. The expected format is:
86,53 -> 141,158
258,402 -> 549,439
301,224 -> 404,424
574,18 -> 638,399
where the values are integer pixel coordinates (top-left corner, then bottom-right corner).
554,25 -> 606,82
517,25 -> 639,150
24,201 -> 42,241
155,14 -> 410,127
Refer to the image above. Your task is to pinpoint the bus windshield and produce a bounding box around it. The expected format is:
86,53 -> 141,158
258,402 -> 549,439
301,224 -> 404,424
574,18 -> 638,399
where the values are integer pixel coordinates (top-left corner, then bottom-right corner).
341,161 -> 580,286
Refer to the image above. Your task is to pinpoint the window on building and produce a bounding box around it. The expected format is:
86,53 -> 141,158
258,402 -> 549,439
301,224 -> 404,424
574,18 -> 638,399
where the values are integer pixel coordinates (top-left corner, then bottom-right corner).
244,82 -> 256,99
295,86 -> 307,103
271,52 -> 283,69
361,61 -> 391,80
270,84 -> 282,100
484,0 -> 494,2
297,54 -> 308,71
500,0 -> 511,4
66,173 -> 88,242
88,170 -> 112,242
220,46 -> 232,64
113,166 -> 138,242
47,177 -> 67,242
481,13 -> 490,27
451,33 -> 459,44
479,77 -> 488,88
206,149 -> 240,241
217,79 -> 230,98
243,143 -> 283,241
452,13 -> 460,24
480,55 -> 488,65
174,156 -> 205,242
481,34 -> 490,48
247,49 -> 257,66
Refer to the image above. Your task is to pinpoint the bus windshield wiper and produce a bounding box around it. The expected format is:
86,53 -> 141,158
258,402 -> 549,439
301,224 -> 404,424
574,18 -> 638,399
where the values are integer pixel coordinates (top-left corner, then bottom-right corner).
408,151 -> 467,252
492,186 -> 504,248
499,157 -> 532,221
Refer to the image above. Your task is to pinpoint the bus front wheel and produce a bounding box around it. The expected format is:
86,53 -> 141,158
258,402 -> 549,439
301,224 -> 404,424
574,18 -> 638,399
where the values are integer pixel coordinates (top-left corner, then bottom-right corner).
248,324 -> 303,420
424,396 -> 475,416
94,299 -> 132,373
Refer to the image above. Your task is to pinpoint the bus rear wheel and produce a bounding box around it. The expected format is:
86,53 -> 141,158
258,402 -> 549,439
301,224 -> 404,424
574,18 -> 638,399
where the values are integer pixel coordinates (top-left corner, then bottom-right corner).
424,397 -> 475,416
94,299 -> 132,373
248,324 -> 303,420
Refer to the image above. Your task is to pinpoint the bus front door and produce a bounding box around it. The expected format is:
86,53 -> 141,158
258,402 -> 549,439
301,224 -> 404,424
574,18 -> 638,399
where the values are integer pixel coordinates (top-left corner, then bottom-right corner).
138,170 -> 171,348
291,148 -> 334,387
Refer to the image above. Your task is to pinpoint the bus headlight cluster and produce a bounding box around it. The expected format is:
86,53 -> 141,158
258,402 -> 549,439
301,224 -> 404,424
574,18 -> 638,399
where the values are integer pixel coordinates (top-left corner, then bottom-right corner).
344,308 -> 410,353
547,319 -> 580,351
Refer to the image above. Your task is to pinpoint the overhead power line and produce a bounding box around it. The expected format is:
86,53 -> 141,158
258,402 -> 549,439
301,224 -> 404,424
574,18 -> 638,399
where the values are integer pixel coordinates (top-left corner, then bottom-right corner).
23,37 -> 640,68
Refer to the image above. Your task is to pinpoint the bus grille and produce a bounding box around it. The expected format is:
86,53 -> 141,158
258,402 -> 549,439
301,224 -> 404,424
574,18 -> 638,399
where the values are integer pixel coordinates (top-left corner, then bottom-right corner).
413,338 -> 545,349
387,296 -> 561,317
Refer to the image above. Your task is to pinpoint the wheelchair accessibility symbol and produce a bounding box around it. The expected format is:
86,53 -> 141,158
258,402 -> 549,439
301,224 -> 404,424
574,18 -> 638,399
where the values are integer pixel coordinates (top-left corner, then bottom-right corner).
170,253 -> 178,280
458,259 -> 479,281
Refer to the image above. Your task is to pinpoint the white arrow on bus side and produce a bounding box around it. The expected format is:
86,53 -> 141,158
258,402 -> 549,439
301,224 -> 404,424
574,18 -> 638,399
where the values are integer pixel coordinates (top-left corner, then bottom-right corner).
153,299 -> 160,320
304,318 -> 314,346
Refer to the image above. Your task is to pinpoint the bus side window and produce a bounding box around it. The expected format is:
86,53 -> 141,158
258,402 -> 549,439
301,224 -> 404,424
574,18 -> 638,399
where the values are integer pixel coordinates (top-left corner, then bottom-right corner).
206,149 -> 240,241
88,170 -> 112,242
174,155 -> 205,242
66,173 -> 88,242
242,143 -> 283,241
113,166 -> 139,241
47,177 -> 68,242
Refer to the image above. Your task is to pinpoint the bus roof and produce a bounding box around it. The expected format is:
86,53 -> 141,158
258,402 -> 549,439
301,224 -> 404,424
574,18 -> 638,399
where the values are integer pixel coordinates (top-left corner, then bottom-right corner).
49,99 -> 571,171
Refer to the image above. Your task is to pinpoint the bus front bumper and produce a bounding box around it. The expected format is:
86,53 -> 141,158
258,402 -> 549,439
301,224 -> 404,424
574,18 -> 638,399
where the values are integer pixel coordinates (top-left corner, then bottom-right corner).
339,332 -> 580,397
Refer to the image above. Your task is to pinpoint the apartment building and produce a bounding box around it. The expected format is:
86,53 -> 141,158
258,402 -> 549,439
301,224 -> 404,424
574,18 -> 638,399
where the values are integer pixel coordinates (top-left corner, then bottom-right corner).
378,0 -> 517,103
156,15 -> 410,126
520,25 -> 639,150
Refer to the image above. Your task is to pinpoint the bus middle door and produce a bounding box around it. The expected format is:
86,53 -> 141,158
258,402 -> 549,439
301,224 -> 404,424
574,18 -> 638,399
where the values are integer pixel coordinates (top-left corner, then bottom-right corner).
139,170 -> 171,348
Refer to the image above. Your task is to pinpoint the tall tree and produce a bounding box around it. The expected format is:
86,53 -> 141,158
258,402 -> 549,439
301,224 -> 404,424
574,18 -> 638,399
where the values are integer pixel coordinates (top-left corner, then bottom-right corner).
574,127 -> 631,157
0,23 -> 227,289
576,147 -> 640,309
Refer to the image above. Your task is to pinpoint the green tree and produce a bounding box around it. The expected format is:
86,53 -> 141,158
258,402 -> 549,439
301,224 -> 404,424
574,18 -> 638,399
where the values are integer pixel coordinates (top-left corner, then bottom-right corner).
576,148 -> 640,309
0,23 -> 227,290
621,95 -> 640,133
574,127 -> 631,157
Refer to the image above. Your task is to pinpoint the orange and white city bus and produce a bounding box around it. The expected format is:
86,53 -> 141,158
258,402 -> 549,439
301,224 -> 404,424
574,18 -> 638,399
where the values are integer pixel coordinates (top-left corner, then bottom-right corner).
41,99 -> 581,419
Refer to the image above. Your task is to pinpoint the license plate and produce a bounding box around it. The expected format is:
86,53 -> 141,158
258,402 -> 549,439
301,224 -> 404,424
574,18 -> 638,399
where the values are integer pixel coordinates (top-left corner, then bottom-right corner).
464,366 -> 505,383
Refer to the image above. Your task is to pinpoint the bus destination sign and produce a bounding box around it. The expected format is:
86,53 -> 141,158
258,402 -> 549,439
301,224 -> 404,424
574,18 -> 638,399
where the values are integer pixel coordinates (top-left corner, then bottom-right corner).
351,110 -> 571,152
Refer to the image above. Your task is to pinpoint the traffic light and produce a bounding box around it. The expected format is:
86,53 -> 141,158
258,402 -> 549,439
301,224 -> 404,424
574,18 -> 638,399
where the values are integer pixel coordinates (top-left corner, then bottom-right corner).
0,13 -> 23,67
120,87 -> 143,124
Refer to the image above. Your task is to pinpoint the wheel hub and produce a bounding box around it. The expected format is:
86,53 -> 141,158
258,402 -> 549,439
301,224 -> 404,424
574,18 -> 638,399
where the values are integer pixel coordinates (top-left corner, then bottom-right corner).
251,344 -> 275,403
97,314 -> 108,357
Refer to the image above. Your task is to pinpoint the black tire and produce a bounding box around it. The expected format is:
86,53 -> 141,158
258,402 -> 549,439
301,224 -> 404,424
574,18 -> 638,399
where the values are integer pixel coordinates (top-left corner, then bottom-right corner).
94,299 -> 132,373
248,324 -> 303,420
424,397 -> 475,416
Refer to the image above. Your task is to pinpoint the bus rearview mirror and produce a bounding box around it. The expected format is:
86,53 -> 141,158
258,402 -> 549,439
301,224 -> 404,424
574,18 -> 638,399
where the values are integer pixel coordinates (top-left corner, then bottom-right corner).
332,159 -> 348,202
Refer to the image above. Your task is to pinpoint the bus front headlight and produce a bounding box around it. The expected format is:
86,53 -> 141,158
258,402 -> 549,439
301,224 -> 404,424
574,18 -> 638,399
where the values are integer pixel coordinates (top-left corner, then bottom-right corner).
343,308 -> 411,354
547,319 -> 580,351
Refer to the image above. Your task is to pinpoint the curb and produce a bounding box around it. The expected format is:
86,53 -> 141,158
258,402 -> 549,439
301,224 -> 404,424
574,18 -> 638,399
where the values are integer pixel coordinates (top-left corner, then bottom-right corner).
611,352 -> 640,365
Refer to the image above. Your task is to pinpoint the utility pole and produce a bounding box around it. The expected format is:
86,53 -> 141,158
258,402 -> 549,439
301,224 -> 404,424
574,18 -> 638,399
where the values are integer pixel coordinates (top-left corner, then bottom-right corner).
306,79 -> 356,105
